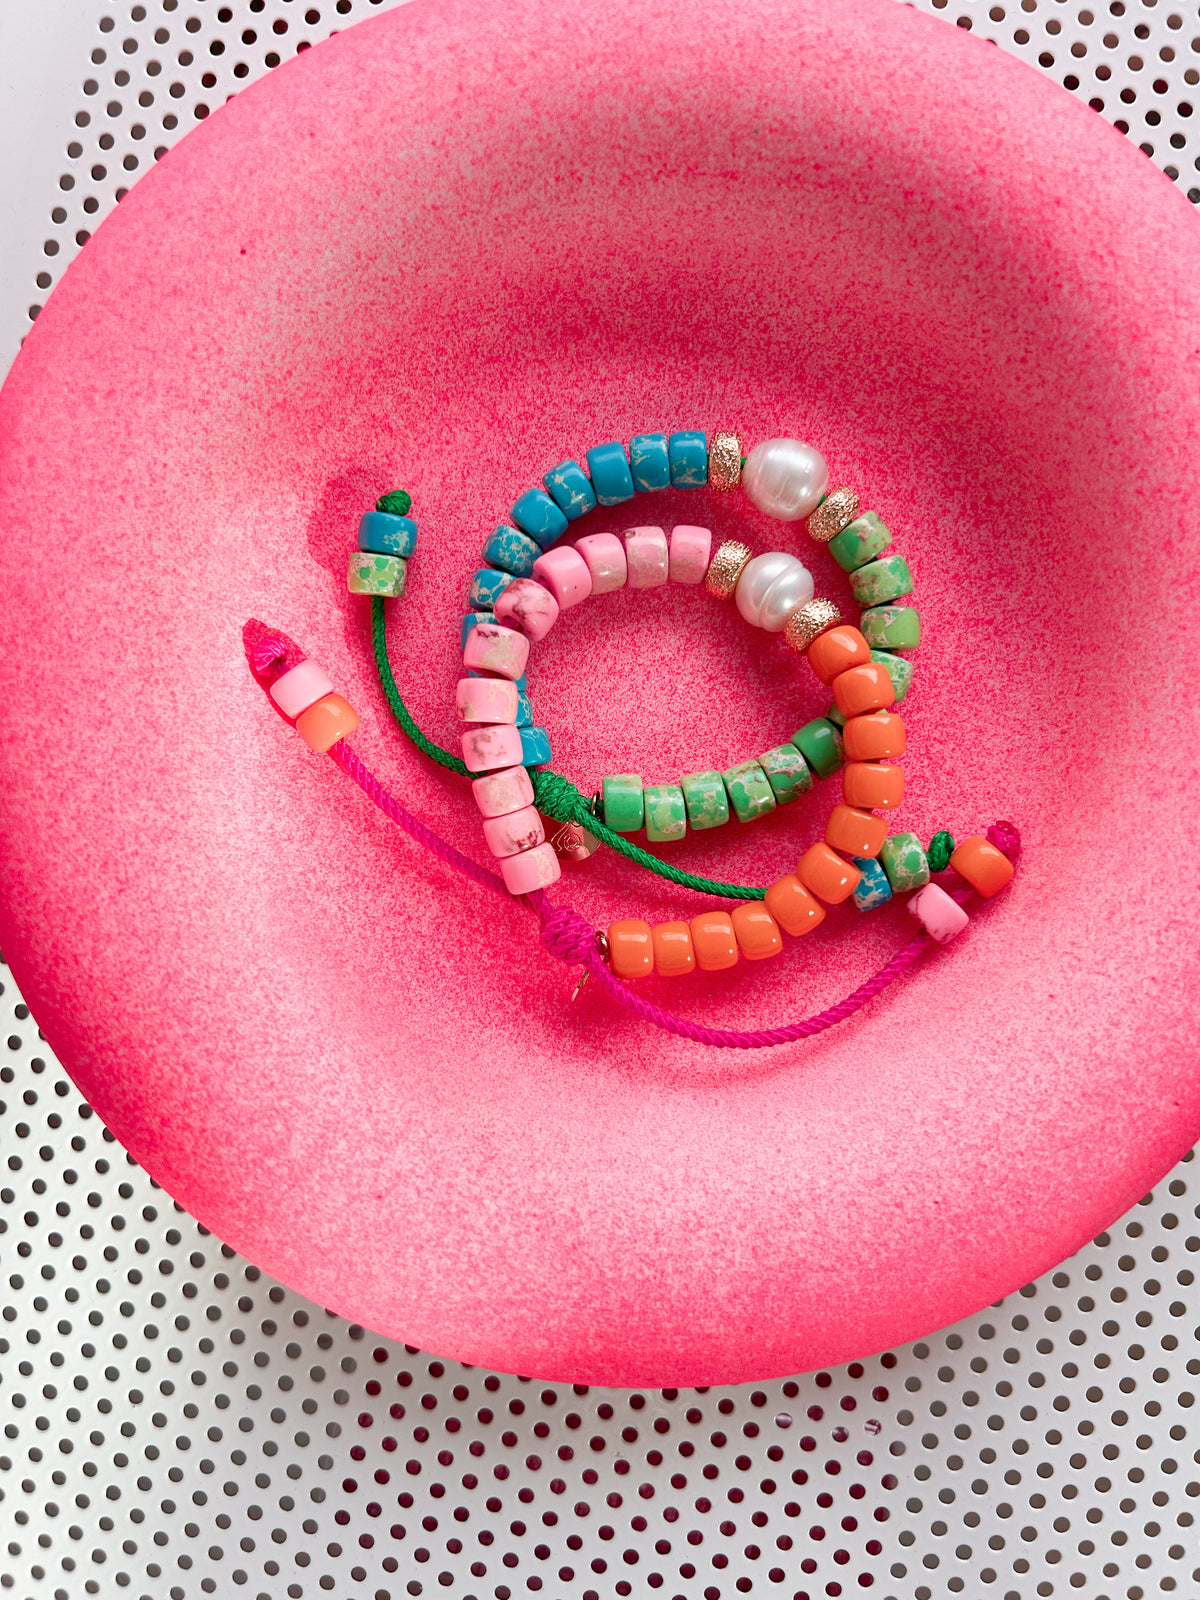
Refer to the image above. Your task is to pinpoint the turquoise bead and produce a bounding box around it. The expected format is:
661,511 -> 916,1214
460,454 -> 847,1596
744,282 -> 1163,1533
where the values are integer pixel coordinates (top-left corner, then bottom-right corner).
861,604 -> 921,651
543,459 -> 596,520
469,567 -> 514,610
758,743 -> 813,805
358,510 -> 417,558
880,832 -> 930,892
643,782 -> 687,843
586,442 -> 636,506
519,726 -> 552,767
515,691 -> 534,729
629,433 -> 670,491
511,487 -> 569,549
827,512 -> 892,573
722,760 -> 776,823
460,611 -> 494,650
849,553 -> 914,608
792,718 -> 844,781
482,524 -> 540,578
870,648 -> 914,703
852,856 -> 893,912
668,430 -> 708,487
680,770 -> 729,830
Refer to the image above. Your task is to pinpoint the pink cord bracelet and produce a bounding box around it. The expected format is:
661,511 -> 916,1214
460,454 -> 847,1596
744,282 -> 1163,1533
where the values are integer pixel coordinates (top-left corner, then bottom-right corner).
245,618 -> 1020,1050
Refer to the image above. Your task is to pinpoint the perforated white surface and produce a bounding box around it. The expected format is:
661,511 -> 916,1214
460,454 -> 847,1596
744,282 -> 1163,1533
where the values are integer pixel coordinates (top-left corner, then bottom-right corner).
2,3 -> 1200,1598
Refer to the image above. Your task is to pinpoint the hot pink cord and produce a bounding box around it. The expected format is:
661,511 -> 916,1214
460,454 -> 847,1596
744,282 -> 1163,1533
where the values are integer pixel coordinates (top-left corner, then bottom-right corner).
245,619 -> 1019,1050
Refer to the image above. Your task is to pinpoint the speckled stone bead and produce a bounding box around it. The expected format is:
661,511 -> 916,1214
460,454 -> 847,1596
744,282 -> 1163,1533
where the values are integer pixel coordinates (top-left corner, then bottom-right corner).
348,550 -> 407,596
532,545 -> 593,608
519,726 -> 552,767
629,433 -> 670,492
542,459 -> 597,521
461,722 -> 524,774
295,693 -> 359,753
907,882 -> 970,943
668,525 -> 712,585
455,677 -> 519,724
870,648 -> 914,703
482,804 -> 545,859
652,921 -> 696,978
461,611 -> 496,649
472,764 -> 535,819
483,524 -> 541,578
494,577 -> 560,642
722,759 -> 777,823
825,702 -> 848,730
758,743 -> 813,805
827,511 -> 893,573
609,919 -> 655,979
511,487 -> 569,550
468,666 -> 527,692
358,510 -> 418,558
270,660 -> 335,719
643,782 -> 687,843
879,831 -> 931,892
764,873 -> 826,936
851,856 -> 894,912
681,770 -> 729,830
668,430 -> 708,487
625,526 -> 669,589
849,553 -> 914,608
469,567 -> 515,610
575,532 -> 627,594
792,718 -> 844,780
586,442 -> 636,505
515,690 -> 534,729
861,604 -> 921,651
500,840 -> 562,895
602,774 -> 644,834
463,621 -> 530,681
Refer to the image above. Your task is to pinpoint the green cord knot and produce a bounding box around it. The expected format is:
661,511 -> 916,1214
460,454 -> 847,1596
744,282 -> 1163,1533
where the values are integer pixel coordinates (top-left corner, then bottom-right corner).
376,489 -> 413,517
928,831 -> 955,873
531,768 -> 591,824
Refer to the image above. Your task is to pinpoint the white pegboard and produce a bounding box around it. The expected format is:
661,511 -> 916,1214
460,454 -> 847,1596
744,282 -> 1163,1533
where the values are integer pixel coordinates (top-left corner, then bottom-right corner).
2,3 -> 1200,1599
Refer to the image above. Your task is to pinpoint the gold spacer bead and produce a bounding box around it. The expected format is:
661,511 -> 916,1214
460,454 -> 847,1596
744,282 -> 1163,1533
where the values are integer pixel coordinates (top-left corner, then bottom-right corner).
705,539 -> 754,599
784,597 -> 842,654
806,486 -> 860,543
708,430 -> 744,492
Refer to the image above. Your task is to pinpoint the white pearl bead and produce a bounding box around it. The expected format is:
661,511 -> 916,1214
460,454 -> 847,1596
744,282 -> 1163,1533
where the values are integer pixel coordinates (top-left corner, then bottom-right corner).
758,561 -> 814,632
741,438 -> 829,521
736,552 -> 811,629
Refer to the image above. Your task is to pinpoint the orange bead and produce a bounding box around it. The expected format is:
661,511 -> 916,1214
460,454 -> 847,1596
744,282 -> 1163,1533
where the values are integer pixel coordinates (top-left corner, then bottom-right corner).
825,804 -> 889,858
949,836 -> 1015,898
652,920 -> 696,978
842,762 -> 905,811
730,903 -> 783,961
842,710 -> 906,762
832,662 -> 896,717
763,874 -> 826,937
796,842 -> 862,905
806,625 -> 871,686
608,919 -> 654,979
689,911 -> 739,972
295,693 -> 359,753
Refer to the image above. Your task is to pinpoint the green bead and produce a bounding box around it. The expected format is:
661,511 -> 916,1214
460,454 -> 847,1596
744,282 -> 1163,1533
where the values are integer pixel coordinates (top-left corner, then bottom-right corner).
879,832 -> 931,893
681,770 -> 730,830
721,760 -> 777,824
792,718 -> 844,780
758,743 -> 813,806
643,782 -> 687,843
602,773 -> 644,834
827,511 -> 893,573
348,550 -> 407,597
928,831 -> 955,873
860,604 -> 921,651
849,554 -> 914,608
824,701 -> 847,731
870,648 -> 914,703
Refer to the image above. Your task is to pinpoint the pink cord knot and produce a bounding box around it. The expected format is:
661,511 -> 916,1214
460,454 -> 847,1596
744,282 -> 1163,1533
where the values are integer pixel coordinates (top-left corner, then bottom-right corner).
243,618 -> 304,689
987,820 -> 1022,864
539,903 -> 599,966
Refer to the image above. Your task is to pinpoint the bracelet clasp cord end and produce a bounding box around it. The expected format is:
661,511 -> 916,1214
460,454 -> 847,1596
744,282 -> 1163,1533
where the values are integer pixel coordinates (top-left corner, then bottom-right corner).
570,930 -> 610,1001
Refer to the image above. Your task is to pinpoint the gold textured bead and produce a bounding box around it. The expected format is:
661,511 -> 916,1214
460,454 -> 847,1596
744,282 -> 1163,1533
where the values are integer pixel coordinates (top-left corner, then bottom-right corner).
784,597 -> 842,653
708,430 -> 744,492
806,486 -> 860,543
705,539 -> 754,599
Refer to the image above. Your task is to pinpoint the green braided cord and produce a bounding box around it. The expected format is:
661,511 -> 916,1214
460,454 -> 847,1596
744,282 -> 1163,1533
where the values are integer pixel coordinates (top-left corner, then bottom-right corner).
368,596 -> 767,899
927,830 -> 955,873
376,489 -> 413,516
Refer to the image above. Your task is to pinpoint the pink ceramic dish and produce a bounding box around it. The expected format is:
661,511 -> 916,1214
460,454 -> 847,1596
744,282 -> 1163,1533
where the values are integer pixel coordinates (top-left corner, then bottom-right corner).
1,0 -> 1199,1386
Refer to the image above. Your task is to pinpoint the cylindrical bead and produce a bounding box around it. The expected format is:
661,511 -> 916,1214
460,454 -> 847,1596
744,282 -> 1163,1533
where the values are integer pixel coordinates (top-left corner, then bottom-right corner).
469,567 -> 514,610
493,577 -> 560,641
629,433 -> 670,492
707,432 -> 743,492
455,677 -> 519,724
842,711 -> 906,762
608,919 -> 655,979
295,693 -> 359,753
575,532 -> 627,594
763,874 -> 826,937
532,545 -> 592,608
741,438 -> 829,520
949,836 -> 1015,898
652,921 -> 696,978
643,782 -> 687,842
358,510 -> 418,558
689,911 -> 739,972
731,903 -> 783,960
461,611 -> 495,649
462,622 -> 530,681
624,526 -> 669,589
499,841 -> 562,894
842,762 -> 905,811
542,459 -> 597,520
825,804 -> 889,859
827,511 -> 893,573
667,430 -> 708,487
722,760 -> 777,823
668,525 -> 712,585
586,442 -> 636,506
270,660 -> 335,720
705,539 -> 754,600
860,604 -> 921,651
519,726 -> 552,767
680,770 -> 730,830
871,648 -> 914,703
806,487 -> 860,544
851,856 -> 894,912
832,662 -> 896,717
806,625 -> 871,686
792,717 -> 844,780
511,487 -> 569,550
482,805 -> 545,859
483,525 -> 541,578
461,723 -> 524,773
758,743 -> 813,805
879,832 -> 931,891
348,550 -> 407,597
908,882 -> 970,943
601,774 -> 644,834
796,842 -> 862,904
783,597 -> 841,653
850,554 -> 914,608
472,764 -> 535,819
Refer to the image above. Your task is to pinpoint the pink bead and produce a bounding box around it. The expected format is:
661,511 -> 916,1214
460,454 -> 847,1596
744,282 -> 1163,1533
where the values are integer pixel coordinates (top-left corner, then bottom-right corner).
462,621 -> 530,681
482,804 -> 545,859
668,524 -> 713,586
493,577 -> 560,641
575,532 -> 627,594
455,677 -> 519,723
499,840 -> 562,895
907,883 -> 970,945
461,722 -> 524,774
624,525 -> 669,589
472,764 -> 535,819
269,659 -> 335,719
531,545 -> 592,609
